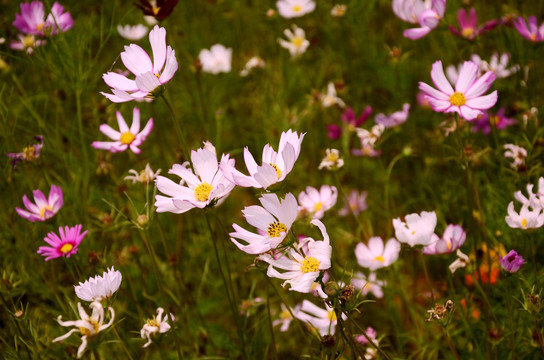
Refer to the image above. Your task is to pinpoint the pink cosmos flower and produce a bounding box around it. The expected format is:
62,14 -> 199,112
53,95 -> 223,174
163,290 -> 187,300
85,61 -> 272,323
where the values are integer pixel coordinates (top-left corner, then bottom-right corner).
92,107 -> 153,154
471,108 -> 516,134
423,224 -> 466,255
375,103 -> 410,128
355,237 -> 400,270
7,135 -> 44,169
327,106 -> 372,140
449,8 -> 498,41
9,34 -> 45,54
418,60 -> 497,121
338,189 -> 368,216
101,25 -> 178,103
13,1 -> 73,36
514,16 -> 544,42
298,185 -> 338,219
16,184 -> 63,222
37,225 -> 87,261
392,0 -> 446,40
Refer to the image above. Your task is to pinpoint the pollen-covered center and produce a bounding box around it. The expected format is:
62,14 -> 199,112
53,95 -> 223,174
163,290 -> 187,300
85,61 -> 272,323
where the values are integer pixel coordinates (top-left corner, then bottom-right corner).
300,256 -> 320,273
314,202 -> 323,211
139,170 -> 149,183
461,27 -> 474,38
22,146 -> 36,161
291,36 -> 304,47
292,5 -> 302,12
120,131 -> 135,145
268,163 -> 282,179
22,35 -> 35,48
146,317 -> 160,328
152,6 -> 161,15
79,319 -> 100,337
326,152 -> 339,163
194,182 -> 213,202
266,221 -> 287,238
449,92 -> 466,106
60,243 -> 74,253
521,218 -> 527,229
373,255 -> 385,263
39,205 -> 53,219
36,23 -> 44,31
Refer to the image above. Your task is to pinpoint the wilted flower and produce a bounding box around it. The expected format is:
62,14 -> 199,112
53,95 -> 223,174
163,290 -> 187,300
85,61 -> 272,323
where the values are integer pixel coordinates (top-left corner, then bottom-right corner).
500,250 -> 524,273
338,190 -> 368,216
514,177 -> 544,209
295,300 -> 345,335
423,224 -> 466,255
425,300 -> 454,322
276,0 -> 315,19
352,272 -> 386,298
392,0 -> 446,40
141,307 -> 171,348
117,24 -> 148,41
505,202 -> 544,230
471,108 -> 516,134
393,210 -> 437,247
7,135 -> 44,169
352,124 -> 384,157
278,25 -> 310,58
449,249 -> 469,273
330,4 -> 347,17
239,56 -> 265,76
16,184 -> 63,222
155,142 -> 235,214
419,60 -> 497,121
37,225 -> 87,261
199,44 -> 232,74
355,237 -> 400,270
9,34 -> 45,54
92,107 -> 153,154
448,8 -> 498,41
320,82 -> 345,108
273,303 -> 300,332
375,103 -> 410,128
125,163 -> 162,184
318,149 -> 344,170
230,193 -> 298,254
220,129 -> 304,189
53,301 -> 114,359
74,267 -> 122,302
13,1 -> 74,36
136,0 -> 179,20
259,220 -> 331,293
514,16 -> 544,42
298,185 -> 338,219
503,144 -> 527,170
101,25 -> 178,103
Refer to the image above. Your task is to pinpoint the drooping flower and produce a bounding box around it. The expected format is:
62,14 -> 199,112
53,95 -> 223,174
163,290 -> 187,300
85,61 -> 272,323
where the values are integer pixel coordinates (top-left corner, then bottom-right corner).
136,0 -> 179,20
449,249 -> 469,273
423,224 -> 466,255
13,1 -> 73,36
92,107 -> 153,154
273,303 -> 300,332
220,129 -> 305,189
471,108 -> 516,135
9,34 -> 45,54
393,210 -> 437,247
7,135 -> 44,169
101,25 -> 178,103
503,144 -> 527,170
338,190 -> 368,216
448,8 -> 498,41
514,16 -> 544,42
37,225 -> 87,261
117,24 -> 148,41
392,0 -> 446,40
375,103 -> 410,128
330,4 -> 347,17
53,301 -> 114,359
505,202 -> 544,230
141,307 -> 171,348
513,177 -> 544,209
125,163 -> 161,184
276,0 -> 315,19
198,44 -> 232,74
352,124 -> 384,157
298,185 -> 338,219
320,82 -> 346,108
318,149 -> 344,170
259,219 -> 332,293
295,300 -> 345,335
352,272 -> 386,298
278,25 -> 310,58
230,193 -> 298,254
327,106 -> 372,140
16,184 -> 63,222
74,267 -> 122,302
239,56 -> 265,76
499,250 -> 524,273
419,60 -> 498,120
355,237 -> 400,270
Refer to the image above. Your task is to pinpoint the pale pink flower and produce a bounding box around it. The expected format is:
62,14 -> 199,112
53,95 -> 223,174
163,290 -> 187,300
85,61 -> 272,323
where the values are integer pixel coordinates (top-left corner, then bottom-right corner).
92,107 -> 153,154
419,60 -> 497,120
375,103 -> 410,128
392,0 -> 446,40
74,267 -> 122,302
141,307 -> 171,348
505,202 -> 544,230
423,224 -> 466,255
37,225 -> 87,261
117,24 -> 148,41
338,190 -> 368,216
273,303 -> 300,332
295,300 -> 345,335
9,34 -> 45,54
393,210 -> 437,247
276,0 -> 315,18
298,185 -> 337,219
16,184 -> 63,222
13,1 -> 73,36
352,272 -> 386,298
355,237 -> 400,270
199,44 -> 232,74
503,143 -> 527,169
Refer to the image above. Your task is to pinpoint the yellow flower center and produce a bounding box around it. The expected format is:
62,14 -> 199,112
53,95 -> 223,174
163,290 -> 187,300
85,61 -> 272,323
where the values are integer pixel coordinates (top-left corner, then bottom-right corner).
146,317 -> 161,328
489,115 -> 499,126
373,255 -> 385,263
60,243 -> 74,253
327,310 -> 337,321
461,27 -> 474,38
79,319 -> 100,337
300,256 -> 320,273
280,309 -> 291,320
22,35 -> 35,48
120,132 -> 135,145
291,36 -> 304,48
22,146 -> 36,161
530,34 -> 536,41
140,170 -> 149,183
449,92 -> 466,106
36,23 -> 44,31
411,230 -> 416,236
39,205 -> 53,219
314,202 -> 323,211
152,6 -> 161,15
269,163 -> 282,179
292,5 -> 302,12
194,182 -> 213,202
521,218 -> 527,229
266,221 -> 287,238
326,152 -> 339,162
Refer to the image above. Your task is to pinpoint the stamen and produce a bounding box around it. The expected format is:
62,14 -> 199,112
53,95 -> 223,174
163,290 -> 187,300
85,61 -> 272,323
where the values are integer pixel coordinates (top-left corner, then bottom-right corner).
267,221 -> 287,238
268,163 -> 282,179
449,92 -> 466,106
194,183 -> 213,202
300,257 -> 320,273
120,132 -> 135,145
60,243 -> 74,253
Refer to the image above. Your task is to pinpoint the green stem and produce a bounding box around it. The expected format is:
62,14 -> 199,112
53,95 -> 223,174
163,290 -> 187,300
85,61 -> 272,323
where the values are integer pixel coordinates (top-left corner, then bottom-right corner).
419,251 -> 435,302
162,96 -> 192,167
112,326 -> 134,360
266,281 -> 278,360
344,312 -> 391,360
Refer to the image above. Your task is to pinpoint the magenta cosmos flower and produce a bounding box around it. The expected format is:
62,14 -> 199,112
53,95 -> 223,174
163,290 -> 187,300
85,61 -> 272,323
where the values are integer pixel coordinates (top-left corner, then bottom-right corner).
392,0 -> 446,40
101,25 -> 178,103
499,250 -> 524,274
419,60 -> 497,120
37,224 -> 87,261
16,184 -> 63,222
92,107 -> 153,154
449,8 -> 498,41
514,16 -> 544,42
13,1 -> 73,36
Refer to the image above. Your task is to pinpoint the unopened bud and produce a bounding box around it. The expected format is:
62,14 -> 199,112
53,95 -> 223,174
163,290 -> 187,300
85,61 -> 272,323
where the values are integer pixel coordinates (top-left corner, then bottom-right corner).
137,214 -> 149,227
340,285 -> 355,303
14,310 -> 24,318
324,281 -> 340,297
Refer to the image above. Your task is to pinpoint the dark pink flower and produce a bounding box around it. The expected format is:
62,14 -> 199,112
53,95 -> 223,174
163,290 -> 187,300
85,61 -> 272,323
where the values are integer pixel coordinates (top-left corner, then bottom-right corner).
13,1 -> 73,36
499,250 -> 524,273
449,8 -> 498,41
37,225 -> 87,261
514,16 -> 544,42
471,108 -> 516,134
16,184 -> 63,222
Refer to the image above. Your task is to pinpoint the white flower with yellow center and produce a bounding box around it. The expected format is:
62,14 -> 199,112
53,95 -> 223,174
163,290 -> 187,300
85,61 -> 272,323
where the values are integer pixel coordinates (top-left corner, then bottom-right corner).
278,25 -> 310,58
199,44 -> 232,74
276,0 -> 315,18
355,237 -> 400,271
393,210 -> 437,247
259,219 -> 332,293
330,4 -> 347,17
75,267 -> 122,302
298,185 -> 338,219
514,177 -> 544,210
320,82 -> 346,108
230,193 -> 298,254
318,148 -> 344,170
273,303 -> 300,332
351,272 -> 386,298
52,301 -> 114,359
141,307 -> 171,348
125,163 -> 162,184
155,142 -> 235,214
220,129 -> 305,190
505,202 -> 544,230
295,300 -> 346,336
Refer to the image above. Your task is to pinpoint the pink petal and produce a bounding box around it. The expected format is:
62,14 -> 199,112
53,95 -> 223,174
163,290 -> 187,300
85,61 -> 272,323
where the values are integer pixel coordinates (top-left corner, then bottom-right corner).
465,71 -> 496,98
102,72 -> 138,92
99,124 -> 121,140
430,61 -> 454,95
464,91 -> 498,110
455,61 -> 479,93
121,44 -> 153,76
149,25 -> 167,75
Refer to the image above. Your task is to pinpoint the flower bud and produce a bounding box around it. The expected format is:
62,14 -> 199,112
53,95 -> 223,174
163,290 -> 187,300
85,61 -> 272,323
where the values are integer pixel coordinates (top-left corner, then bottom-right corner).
324,281 -> 340,297
500,250 -> 524,273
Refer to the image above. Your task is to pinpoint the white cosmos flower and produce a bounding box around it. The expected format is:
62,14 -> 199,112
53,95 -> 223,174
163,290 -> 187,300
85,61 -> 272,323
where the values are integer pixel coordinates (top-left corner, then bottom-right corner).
117,24 -> 148,41
259,219 -> 331,293
393,210 -> 437,247
471,53 -> 520,79
101,25 -> 178,103
155,142 -> 235,214
239,56 -> 265,76
298,185 -> 338,219
220,129 -> 305,190
276,0 -> 316,18
514,177 -> 544,209
199,44 -> 232,74
318,148 -> 344,170
273,303 -> 300,332
321,82 -> 346,108
355,237 -> 400,270
278,25 -> 310,58
230,193 -> 298,254
505,202 -> 544,230
74,267 -> 122,302
295,300 -> 346,336
352,272 -> 386,298
125,163 -> 161,184
449,249 -> 469,274
53,301 -> 114,359
141,307 -> 171,348
504,144 -> 527,169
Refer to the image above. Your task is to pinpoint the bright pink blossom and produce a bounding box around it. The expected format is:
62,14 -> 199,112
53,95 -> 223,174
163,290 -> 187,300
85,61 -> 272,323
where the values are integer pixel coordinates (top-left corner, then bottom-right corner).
448,8 -> 498,41
38,225 -> 87,261
13,1 -> 73,36
392,0 -> 446,40
514,16 -> 544,42
16,184 -> 63,222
